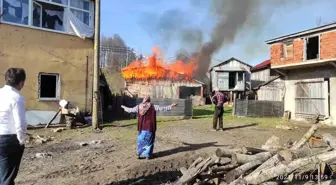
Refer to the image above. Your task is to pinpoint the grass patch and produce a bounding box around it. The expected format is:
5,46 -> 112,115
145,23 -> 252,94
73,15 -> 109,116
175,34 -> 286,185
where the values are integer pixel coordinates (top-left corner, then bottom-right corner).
193,105 -> 233,119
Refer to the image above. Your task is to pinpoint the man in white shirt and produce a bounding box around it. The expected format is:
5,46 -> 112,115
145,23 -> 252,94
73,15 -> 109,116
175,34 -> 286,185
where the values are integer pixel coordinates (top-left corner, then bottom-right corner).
0,68 -> 27,185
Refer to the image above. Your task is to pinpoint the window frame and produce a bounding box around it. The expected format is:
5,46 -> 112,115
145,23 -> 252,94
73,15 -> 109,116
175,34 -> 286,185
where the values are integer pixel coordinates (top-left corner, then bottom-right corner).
38,72 -> 61,101
32,1 -> 43,27
282,40 -> 294,59
0,0 -> 93,35
303,34 -> 321,61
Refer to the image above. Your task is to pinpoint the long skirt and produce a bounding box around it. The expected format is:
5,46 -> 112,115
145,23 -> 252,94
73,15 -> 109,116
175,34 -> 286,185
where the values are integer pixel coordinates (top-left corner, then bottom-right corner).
137,130 -> 155,158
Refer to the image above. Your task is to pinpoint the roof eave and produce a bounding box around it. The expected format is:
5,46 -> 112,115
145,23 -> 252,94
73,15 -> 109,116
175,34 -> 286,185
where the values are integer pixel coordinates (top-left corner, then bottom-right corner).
251,65 -> 270,72
209,57 -> 252,70
265,22 -> 336,44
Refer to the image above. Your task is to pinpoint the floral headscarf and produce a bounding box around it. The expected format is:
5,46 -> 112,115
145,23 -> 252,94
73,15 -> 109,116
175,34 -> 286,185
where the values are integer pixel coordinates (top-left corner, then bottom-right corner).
139,96 -> 151,115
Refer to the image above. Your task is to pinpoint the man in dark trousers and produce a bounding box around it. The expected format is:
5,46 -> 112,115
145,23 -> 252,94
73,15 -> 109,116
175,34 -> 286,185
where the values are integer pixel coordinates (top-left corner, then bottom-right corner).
211,87 -> 227,131
0,68 -> 27,185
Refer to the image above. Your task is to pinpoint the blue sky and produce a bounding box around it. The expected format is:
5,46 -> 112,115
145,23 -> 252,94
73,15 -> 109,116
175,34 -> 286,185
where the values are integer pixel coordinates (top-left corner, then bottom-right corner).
101,0 -> 336,67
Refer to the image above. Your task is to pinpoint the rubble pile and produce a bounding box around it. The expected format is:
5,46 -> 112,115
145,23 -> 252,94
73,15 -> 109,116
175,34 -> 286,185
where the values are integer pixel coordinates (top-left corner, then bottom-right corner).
175,124 -> 336,185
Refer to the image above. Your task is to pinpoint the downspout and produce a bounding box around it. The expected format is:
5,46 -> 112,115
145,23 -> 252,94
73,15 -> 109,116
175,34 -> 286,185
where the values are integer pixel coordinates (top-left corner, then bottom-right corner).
85,55 -> 89,112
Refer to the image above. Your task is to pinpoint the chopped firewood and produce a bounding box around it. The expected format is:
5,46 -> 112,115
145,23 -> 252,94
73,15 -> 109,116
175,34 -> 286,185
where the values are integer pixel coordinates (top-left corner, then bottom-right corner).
322,133 -> 336,149
172,123 -> 336,185
291,124 -> 320,150
261,135 -> 282,151
231,152 -> 275,164
244,147 -> 269,154
177,156 -> 216,185
225,160 -> 264,183
211,164 -> 239,173
214,157 -> 231,166
243,150 -> 336,184
180,167 -> 188,175
215,147 -> 248,157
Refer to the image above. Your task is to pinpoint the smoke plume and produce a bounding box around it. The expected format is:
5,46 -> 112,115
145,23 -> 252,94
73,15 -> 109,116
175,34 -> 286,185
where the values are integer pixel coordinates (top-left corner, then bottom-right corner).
141,0 -> 314,79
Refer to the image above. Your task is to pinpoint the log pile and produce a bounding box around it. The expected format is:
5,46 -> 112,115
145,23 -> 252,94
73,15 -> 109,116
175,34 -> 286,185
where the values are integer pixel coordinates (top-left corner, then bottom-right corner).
175,124 -> 336,185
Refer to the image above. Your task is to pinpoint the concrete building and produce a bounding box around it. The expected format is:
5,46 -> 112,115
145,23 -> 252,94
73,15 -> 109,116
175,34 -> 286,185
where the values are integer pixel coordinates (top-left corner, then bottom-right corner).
0,0 -> 96,125
251,59 -> 284,101
266,23 -> 336,124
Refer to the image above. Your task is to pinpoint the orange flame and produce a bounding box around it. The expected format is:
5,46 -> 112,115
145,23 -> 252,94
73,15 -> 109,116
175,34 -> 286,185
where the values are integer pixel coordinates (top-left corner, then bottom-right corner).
121,46 -> 198,81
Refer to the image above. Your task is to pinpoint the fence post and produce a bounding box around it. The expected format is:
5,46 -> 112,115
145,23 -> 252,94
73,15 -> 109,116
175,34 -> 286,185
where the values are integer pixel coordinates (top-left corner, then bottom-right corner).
233,99 -> 236,116
246,99 -> 249,116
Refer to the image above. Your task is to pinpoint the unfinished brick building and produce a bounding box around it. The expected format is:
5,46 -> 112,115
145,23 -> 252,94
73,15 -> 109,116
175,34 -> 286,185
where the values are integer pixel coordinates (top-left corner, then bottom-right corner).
266,23 -> 336,125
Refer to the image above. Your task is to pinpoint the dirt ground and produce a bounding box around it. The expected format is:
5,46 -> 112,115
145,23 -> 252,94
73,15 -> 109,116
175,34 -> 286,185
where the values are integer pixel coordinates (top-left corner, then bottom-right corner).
16,107 -> 336,185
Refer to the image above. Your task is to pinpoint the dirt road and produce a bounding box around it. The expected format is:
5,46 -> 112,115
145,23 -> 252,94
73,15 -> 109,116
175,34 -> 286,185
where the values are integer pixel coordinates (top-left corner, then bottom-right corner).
16,117 -> 336,185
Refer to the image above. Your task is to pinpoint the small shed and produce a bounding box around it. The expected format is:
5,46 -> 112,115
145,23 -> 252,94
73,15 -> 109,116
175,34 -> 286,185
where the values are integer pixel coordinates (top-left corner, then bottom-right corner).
250,59 -> 285,101
209,57 -> 252,92
208,57 -> 252,101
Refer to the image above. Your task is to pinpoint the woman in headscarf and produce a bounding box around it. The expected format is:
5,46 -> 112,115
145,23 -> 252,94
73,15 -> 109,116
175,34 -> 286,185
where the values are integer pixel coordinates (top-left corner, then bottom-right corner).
121,96 -> 177,160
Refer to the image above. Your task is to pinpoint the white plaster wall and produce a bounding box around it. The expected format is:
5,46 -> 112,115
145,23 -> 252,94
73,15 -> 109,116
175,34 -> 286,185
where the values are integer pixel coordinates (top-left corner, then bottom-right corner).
283,65 -> 336,125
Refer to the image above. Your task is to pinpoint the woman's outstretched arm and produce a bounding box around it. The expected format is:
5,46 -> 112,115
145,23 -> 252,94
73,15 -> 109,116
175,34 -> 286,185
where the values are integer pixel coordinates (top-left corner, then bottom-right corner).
121,105 -> 139,113
154,103 -> 177,112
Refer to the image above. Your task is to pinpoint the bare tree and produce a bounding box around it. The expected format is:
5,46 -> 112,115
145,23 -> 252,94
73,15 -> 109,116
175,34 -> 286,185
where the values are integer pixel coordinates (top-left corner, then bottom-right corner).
100,34 -> 136,93
100,34 -> 136,72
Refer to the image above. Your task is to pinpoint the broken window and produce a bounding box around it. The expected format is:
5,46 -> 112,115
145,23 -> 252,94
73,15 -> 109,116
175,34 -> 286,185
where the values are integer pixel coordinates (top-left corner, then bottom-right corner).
33,0 -> 64,31
2,0 -> 29,25
305,36 -> 319,60
39,73 -> 60,100
283,40 -> 293,58
1,0 -> 93,37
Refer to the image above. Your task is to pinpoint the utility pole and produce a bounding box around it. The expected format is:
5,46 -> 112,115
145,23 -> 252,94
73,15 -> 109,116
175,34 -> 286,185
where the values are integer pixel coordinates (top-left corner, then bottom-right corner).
92,0 -> 101,130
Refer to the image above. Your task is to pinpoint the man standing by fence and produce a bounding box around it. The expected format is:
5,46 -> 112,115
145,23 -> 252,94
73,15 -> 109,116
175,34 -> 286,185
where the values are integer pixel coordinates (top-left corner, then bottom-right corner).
211,87 -> 227,131
0,68 -> 27,185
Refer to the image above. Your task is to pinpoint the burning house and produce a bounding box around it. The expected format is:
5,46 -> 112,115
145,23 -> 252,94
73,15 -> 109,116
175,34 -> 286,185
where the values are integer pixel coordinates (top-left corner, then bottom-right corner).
121,47 -> 205,105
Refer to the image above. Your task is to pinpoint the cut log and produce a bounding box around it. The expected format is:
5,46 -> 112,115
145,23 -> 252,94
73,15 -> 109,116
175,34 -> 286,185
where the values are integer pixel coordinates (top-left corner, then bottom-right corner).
215,147 -> 248,157
225,160 -> 264,183
248,147 -> 330,179
190,157 -> 203,168
261,135 -> 282,151
232,152 -> 274,164
211,164 -> 239,173
180,167 -> 188,175
259,182 -> 281,185
322,133 -> 336,149
277,150 -> 294,164
291,147 -> 330,159
243,150 -> 336,184
291,162 -> 318,177
177,156 -> 217,185
244,147 -> 269,154
247,153 -> 280,178
214,157 -> 231,166
198,171 -> 225,180
291,124 -> 319,150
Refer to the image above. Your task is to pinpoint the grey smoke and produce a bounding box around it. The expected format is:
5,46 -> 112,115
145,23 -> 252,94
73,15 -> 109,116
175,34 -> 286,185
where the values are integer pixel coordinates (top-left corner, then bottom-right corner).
141,0 -> 316,79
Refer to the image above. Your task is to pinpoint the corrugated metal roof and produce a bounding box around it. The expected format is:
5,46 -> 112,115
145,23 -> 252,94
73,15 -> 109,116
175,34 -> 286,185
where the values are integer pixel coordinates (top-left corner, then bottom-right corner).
209,57 -> 252,71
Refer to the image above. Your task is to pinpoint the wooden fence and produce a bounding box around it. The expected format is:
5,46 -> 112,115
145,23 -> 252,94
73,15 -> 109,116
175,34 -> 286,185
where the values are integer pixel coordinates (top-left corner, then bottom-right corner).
104,95 -> 193,120
234,99 -> 284,117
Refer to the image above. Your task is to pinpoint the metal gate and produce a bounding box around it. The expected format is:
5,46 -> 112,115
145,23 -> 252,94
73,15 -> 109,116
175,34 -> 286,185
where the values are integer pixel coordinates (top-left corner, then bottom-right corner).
295,80 -> 328,118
